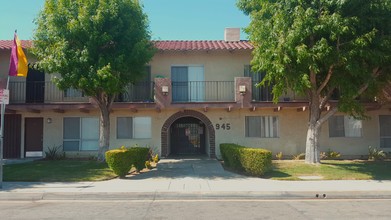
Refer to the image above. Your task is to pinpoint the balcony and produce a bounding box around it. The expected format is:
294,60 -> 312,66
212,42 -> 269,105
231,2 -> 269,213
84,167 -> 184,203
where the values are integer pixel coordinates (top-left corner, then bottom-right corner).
172,81 -> 235,102
8,81 -> 154,104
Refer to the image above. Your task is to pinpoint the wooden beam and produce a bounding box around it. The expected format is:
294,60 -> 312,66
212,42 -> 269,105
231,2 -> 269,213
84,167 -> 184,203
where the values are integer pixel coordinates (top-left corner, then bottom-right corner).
130,108 -> 138,113
250,106 -> 256,112
297,106 -> 306,112
203,106 -> 208,112
155,107 -> 161,113
274,106 -> 282,112
227,106 -> 232,112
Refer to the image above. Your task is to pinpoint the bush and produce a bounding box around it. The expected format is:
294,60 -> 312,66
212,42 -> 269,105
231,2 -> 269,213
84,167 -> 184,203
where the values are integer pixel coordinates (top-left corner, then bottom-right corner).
220,143 -> 272,177
45,145 -> 65,160
128,146 -> 150,171
105,149 -> 132,178
368,146 -> 386,161
320,149 -> 341,160
292,153 -> 305,160
275,152 -> 283,160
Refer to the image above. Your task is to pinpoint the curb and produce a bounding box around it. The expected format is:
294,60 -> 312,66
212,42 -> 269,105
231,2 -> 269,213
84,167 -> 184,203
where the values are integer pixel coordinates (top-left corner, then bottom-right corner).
1,191 -> 391,201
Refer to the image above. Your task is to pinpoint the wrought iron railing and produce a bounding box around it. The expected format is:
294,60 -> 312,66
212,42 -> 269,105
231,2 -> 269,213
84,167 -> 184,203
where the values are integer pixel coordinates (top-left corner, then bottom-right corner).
8,81 -> 154,104
172,81 -> 235,102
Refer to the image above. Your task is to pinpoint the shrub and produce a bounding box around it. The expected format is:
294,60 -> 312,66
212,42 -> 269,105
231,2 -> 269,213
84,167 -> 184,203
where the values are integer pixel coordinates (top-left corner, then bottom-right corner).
105,149 -> 132,178
45,145 -> 65,160
292,153 -> 305,160
145,160 -> 152,169
320,149 -> 341,160
128,146 -> 150,171
275,152 -> 283,160
153,154 -> 159,163
368,146 -> 386,161
220,143 -> 272,177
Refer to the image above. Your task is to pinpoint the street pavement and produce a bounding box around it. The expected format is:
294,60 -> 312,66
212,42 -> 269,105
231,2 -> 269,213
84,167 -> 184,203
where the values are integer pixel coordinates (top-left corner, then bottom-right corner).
1,157 -> 391,201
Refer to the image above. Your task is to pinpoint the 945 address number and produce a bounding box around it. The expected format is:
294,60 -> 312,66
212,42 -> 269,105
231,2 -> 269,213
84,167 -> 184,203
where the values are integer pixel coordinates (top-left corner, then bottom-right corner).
215,123 -> 231,130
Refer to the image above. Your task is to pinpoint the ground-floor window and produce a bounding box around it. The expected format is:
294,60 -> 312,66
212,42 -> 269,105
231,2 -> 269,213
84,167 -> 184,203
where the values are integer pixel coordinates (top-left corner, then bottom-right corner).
63,117 -> 99,151
329,116 -> 362,137
380,115 -> 391,148
116,117 -> 151,139
245,116 -> 279,138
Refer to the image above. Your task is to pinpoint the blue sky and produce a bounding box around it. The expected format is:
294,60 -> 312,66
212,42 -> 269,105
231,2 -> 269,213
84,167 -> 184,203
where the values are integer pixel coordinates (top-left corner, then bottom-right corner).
0,0 -> 250,40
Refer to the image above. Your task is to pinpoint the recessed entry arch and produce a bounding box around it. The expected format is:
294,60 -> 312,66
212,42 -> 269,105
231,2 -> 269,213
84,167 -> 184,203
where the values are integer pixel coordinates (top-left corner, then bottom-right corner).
161,110 -> 215,158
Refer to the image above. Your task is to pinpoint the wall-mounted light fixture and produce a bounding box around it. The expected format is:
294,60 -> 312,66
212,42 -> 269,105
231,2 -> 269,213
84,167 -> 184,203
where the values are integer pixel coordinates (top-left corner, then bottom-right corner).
239,85 -> 246,95
47,118 -> 52,124
162,86 -> 169,96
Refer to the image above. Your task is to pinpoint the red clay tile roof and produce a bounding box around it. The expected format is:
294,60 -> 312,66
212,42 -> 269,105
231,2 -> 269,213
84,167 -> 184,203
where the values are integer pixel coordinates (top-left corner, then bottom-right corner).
0,40 -> 253,51
0,40 -> 32,50
153,40 -> 253,51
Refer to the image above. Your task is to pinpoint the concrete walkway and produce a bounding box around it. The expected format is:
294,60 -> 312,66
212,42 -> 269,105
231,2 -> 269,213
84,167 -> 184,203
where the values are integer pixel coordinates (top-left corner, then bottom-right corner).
1,157 -> 391,200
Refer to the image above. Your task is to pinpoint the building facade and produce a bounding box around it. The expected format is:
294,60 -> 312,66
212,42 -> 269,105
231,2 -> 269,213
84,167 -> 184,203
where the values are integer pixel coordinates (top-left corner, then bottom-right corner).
0,29 -> 390,159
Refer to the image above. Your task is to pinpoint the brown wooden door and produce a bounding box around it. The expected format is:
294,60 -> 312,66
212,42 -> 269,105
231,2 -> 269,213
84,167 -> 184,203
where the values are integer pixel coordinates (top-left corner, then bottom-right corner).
3,114 -> 22,158
25,118 -> 43,157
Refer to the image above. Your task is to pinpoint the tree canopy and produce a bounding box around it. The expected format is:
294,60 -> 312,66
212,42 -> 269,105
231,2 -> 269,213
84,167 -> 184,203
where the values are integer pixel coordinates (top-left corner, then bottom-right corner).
32,0 -> 155,160
238,0 -> 391,163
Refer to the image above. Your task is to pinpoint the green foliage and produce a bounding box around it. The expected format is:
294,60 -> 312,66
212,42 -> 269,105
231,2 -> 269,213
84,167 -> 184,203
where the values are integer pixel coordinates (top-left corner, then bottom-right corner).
368,146 -> 387,161
32,0 -> 156,96
320,149 -> 341,160
128,146 -> 150,171
105,149 -> 132,178
153,154 -> 159,163
45,145 -> 66,160
275,152 -> 283,160
292,153 -> 306,160
145,160 -> 152,169
220,143 -> 272,177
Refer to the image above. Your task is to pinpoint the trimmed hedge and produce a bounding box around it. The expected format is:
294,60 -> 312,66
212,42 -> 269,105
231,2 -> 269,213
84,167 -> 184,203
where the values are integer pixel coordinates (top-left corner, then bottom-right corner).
220,143 -> 272,177
128,147 -> 150,171
105,149 -> 132,178
105,146 -> 150,177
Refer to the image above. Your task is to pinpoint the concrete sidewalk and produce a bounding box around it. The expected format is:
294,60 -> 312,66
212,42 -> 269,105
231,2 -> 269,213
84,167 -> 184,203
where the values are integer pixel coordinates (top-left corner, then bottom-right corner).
1,158 -> 391,200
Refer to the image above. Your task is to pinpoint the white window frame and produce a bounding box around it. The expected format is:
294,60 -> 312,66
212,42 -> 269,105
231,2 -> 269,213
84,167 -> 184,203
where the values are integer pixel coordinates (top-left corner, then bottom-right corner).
245,116 -> 279,138
329,115 -> 362,138
63,117 -> 99,151
116,117 -> 152,139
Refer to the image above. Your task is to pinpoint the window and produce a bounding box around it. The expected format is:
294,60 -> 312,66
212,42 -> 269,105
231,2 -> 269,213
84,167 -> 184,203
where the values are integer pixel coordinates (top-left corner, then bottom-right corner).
64,88 -> 84,98
244,65 -> 273,101
245,116 -> 279,138
379,115 -> 391,148
117,117 -> 152,139
63,117 -> 99,151
171,66 -> 205,102
329,116 -> 362,137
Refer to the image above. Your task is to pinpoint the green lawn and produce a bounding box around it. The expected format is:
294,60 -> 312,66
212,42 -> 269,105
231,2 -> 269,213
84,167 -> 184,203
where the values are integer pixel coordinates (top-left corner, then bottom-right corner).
264,160 -> 391,180
4,160 -> 117,182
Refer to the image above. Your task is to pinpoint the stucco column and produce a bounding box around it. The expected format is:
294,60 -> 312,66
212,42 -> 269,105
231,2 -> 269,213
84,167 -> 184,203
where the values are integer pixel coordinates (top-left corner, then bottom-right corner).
234,77 -> 252,108
154,78 -> 172,108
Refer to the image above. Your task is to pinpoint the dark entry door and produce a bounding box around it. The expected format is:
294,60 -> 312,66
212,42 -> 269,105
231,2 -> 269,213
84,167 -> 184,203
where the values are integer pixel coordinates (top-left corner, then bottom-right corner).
3,114 -> 22,158
26,68 -> 45,103
25,118 -> 43,157
170,117 -> 205,155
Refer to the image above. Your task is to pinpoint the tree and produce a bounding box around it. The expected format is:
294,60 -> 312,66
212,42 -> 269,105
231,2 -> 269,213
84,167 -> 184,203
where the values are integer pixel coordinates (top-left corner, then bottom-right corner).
32,0 -> 155,161
238,0 -> 391,164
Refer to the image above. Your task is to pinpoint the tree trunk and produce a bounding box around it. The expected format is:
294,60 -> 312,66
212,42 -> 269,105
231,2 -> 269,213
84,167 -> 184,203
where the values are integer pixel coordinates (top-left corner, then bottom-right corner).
97,105 -> 110,161
305,123 -> 321,164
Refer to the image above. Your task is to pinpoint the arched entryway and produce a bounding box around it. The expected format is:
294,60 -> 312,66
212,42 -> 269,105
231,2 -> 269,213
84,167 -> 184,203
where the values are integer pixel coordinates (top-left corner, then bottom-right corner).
161,110 -> 215,158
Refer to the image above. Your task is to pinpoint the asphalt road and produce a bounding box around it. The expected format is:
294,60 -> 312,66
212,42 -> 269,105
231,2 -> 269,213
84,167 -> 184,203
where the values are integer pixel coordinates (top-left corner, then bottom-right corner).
1,198 -> 390,220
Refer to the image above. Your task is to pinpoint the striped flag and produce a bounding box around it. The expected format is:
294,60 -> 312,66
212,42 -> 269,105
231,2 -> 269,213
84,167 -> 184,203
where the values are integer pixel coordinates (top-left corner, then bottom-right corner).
9,32 -> 28,77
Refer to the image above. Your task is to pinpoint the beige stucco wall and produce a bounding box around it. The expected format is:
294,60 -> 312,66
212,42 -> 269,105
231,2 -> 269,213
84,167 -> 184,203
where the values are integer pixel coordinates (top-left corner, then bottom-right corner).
150,50 -> 252,80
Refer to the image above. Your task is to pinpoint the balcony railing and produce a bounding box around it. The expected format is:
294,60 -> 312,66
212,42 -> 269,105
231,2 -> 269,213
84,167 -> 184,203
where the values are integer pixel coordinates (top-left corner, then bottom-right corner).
172,81 -> 235,102
8,81 -> 154,104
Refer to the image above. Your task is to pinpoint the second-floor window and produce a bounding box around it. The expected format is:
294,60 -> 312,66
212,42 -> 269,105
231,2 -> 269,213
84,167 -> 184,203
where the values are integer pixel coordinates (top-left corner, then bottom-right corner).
328,116 -> 362,137
171,66 -> 204,102
244,65 -> 273,102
